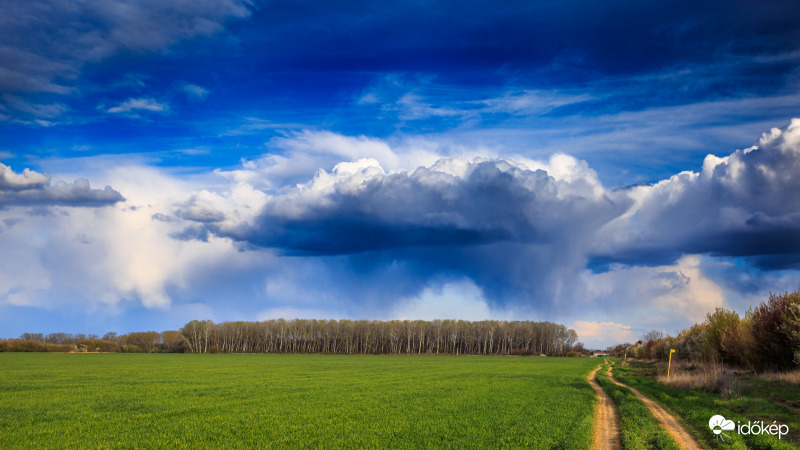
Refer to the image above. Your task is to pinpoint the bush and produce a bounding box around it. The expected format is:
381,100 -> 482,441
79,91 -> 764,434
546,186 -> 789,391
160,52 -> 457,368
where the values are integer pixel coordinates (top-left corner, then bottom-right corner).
749,291 -> 800,370
45,344 -> 74,352
119,345 -> 145,353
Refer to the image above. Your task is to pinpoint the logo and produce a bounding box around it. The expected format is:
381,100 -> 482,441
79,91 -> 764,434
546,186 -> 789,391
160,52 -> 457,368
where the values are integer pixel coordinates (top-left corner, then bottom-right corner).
708,414 -> 789,441
708,415 -> 735,441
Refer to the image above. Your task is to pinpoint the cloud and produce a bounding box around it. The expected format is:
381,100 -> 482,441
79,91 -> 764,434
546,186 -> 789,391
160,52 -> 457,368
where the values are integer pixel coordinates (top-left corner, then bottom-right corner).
594,118 -> 800,269
106,98 -> 168,114
187,121 -> 800,324
181,83 -> 210,100
0,163 -> 274,315
0,0 -> 252,96
0,163 -> 123,207
0,164 -> 50,190
5,120 -> 800,343
1,94 -> 67,119
571,321 -> 633,349
174,193 -> 226,223
580,255 -> 726,328
217,155 -> 626,256
221,130 -> 445,189
359,75 -> 593,122
391,279 -> 509,321
195,142 -> 630,318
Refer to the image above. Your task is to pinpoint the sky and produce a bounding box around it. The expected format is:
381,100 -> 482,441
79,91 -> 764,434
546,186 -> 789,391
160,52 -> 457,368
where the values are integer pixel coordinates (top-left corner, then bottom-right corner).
2,0 -> 800,348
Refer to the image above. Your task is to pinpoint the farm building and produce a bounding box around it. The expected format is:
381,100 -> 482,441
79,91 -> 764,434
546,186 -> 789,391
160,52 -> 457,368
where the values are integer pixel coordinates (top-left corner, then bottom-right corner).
591,351 -> 609,357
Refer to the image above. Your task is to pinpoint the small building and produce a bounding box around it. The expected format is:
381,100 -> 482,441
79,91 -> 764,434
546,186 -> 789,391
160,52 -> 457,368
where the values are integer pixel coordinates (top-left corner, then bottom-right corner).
591,351 -> 609,357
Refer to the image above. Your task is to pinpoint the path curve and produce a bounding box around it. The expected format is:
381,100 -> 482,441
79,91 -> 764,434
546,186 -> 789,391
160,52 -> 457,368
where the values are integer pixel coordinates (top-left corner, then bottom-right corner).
607,363 -> 701,450
589,364 -> 621,450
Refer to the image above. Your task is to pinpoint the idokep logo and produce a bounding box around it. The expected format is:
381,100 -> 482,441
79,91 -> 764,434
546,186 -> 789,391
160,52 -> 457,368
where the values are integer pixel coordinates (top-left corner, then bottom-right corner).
708,415 -> 735,441
709,414 -> 790,442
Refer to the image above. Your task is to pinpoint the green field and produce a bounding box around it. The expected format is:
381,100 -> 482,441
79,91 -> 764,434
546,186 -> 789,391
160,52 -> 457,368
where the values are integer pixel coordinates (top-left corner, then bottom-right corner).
0,354 -> 599,449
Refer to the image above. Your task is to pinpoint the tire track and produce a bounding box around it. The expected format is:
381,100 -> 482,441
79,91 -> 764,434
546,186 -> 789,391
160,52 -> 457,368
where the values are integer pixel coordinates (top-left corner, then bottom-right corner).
589,363 -> 621,450
606,363 -> 701,450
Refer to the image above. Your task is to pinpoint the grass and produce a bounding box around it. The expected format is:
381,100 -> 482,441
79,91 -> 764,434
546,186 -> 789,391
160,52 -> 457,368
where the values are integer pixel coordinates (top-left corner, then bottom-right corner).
612,360 -> 800,449
657,362 -> 742,397
757,370 -> 800,387
594,361 -> 680,450
0,353 -> 599,449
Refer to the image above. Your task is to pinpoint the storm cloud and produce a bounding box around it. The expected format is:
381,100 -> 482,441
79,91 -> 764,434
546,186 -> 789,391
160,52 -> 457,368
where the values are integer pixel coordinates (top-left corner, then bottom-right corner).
153,119 -> 800,321
217,156 -> 628,255
215,120 -> 800,271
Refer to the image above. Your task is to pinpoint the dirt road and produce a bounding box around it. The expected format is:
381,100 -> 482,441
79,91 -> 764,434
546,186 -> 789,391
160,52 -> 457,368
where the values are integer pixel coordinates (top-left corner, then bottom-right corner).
606,363 -> 702,450
589,364 -> 621,450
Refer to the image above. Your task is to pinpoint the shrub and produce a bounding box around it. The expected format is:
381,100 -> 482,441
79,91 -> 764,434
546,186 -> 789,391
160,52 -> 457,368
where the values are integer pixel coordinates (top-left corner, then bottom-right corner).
703,307 -> 739,362
45,344 -> 73,352
749,291 -> 800,370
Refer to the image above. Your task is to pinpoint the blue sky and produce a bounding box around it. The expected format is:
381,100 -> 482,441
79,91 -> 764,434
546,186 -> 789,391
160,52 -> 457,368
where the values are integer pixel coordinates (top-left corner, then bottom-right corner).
2,0 -> 800,348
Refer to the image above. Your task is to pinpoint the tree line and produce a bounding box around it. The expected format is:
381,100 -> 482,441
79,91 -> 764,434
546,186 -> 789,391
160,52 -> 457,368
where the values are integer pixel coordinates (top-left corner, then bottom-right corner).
607,289 -> 800,371
0,330 -> 184,353
180,319 -> 581,356
1,319 -> 583,357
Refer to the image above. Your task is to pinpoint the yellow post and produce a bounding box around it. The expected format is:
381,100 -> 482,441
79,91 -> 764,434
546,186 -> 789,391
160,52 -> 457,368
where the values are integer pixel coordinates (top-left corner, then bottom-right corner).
667,348 -> 676,379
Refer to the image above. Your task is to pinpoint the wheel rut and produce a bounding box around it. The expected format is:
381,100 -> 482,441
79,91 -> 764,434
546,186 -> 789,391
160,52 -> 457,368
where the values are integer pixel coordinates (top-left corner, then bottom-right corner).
606,363 -> 702,450
589,364 -> 621,450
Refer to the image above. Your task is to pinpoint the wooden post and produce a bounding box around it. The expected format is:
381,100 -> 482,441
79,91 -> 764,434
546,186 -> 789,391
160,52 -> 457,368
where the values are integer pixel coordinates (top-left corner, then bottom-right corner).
667,348 -> 676,379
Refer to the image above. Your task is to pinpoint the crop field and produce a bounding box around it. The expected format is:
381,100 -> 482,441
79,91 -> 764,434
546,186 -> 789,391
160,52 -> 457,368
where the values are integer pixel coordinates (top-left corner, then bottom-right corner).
0,354 -> 599,448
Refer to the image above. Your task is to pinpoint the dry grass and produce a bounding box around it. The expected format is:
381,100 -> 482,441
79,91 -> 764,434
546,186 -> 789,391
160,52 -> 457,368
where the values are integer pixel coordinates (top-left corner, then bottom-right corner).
658,362 -> 742,396
758,369 -> 800,385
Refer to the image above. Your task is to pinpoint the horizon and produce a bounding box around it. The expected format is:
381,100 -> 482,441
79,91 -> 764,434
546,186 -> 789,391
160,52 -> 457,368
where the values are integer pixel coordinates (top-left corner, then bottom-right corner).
3,0 -> 800,348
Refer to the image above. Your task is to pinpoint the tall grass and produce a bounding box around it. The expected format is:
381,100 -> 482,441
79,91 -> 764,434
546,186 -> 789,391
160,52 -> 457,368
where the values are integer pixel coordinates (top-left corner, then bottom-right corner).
758,369 -> 800,385
657,362 -> 742,397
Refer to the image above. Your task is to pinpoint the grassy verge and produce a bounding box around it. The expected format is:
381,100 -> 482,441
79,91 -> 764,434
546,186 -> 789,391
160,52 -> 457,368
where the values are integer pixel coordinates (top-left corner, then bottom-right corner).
0,353 -> 599,449
746,373 -> 800,414
612,360 -> 799,449
595,361 -> 680,450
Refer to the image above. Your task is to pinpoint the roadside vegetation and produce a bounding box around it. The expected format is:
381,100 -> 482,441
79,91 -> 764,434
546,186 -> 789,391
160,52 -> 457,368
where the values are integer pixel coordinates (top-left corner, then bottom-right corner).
0,353 -> 598,448
607,289 -> 800,372
611,360 -> 799,449
601,288 -> 800,448
594,361 -> 680,450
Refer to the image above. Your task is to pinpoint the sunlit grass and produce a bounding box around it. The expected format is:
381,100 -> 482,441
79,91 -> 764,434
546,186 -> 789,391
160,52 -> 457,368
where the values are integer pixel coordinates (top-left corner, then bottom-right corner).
612,360 -> 799,449
0,354 -> 599,448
